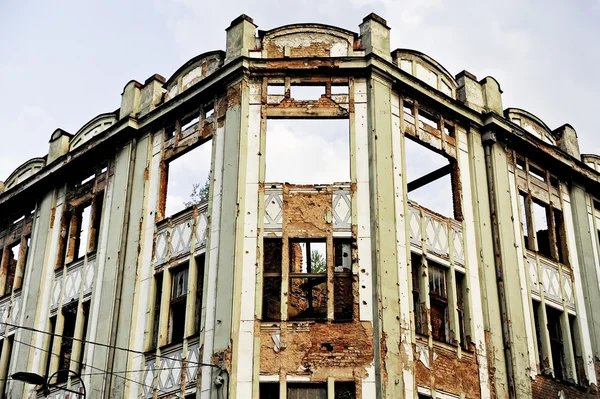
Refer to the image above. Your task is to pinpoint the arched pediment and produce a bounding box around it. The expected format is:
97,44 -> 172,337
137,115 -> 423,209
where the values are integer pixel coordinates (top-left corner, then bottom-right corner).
70,112 -> 118,151
4,157 -> 46,190
163,51 -> 225,102
392,49 -> 458,97
505,108 -> 556,145
259,24 -> 359,58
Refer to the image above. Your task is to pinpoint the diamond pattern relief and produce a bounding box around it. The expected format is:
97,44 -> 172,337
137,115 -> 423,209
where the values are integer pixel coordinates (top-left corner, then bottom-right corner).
425,215 -> 449,256
408,206 -> 421,245
528,256 -> 539,293
542,263 -> 561,301
85,260 -> 95,293
264,190 -> 283,229
155,231 -> 167,265
187,343 -> 200,383
195,213 -> 208,246
158,350 -> 183,393
563,274 -> 575,307
452,226 -> 464,264
52,277 -> 62,309
332,190 -> 351,229
143,362 -> 155,398
10,296 -> 20,325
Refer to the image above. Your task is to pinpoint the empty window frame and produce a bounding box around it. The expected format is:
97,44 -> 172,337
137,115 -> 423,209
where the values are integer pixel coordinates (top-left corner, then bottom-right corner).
48,300 -> 90,384
260,382 -> 280,399
287,383 -> 327,399
411,252 -> 468,347
265,119 -> 350,184
150,255 -> 204,349
263,237 -> 354,321
262,239 -> 283,321
0,217 -> 32,297
546,306 -> 566,380
405,137 -> 458,220
163,141 -> 212,218
518,192 -> 567,264
289,241 -> 328,320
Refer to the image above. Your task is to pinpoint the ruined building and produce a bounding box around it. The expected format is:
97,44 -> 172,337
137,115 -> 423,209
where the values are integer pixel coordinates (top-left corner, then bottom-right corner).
1,13 -> 600,399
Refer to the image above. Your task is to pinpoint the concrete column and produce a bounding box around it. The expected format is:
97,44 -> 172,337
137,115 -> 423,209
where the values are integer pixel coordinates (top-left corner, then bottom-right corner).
485,136 -> 532,398
139,74 -> 166,118
366,72 -> 405,398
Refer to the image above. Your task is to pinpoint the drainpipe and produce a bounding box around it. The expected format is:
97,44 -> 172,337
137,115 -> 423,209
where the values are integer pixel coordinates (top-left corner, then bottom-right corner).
482,131 -> 517,398
104,137 -> 137,398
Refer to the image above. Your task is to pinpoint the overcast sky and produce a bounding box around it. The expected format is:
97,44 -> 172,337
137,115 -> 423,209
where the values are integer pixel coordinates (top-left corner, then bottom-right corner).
1,0 -> 599,192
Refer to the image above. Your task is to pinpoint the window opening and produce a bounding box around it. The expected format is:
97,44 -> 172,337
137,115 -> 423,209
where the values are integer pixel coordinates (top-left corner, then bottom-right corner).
411,253 -> 423,335
405,137 -> 456,219
532,300 -> 544,368
569,315 -> 585,383
443,123 -> 455,137
263,239 -> 282,321
77,205 -> 92,259
553,209 -> 566,264
546,306 -> 565,380
287,383 -> 327,399
259,382 -> 280,399
331,84 -> 349,95
194,255 -> 205,334
169,266 -> 188,344
456,272 -> 468,349
12,215 -> 25,225
516,157 -> 526,171
418,109 -> 439,132
429,264 -> 449,343
164,141 -> 212,217
152,273 -> 163,349
4,242 -> 20,296
518,193 -> 531,250
334,382 -> 356,399
267,85 -> 285,96
80,174 -> 95,186
181,115 -> 200,132
290,84 -> 325,100
57,305 -> 77,383
529,164 -> 546,182
288,241 -> 327,320
204,104 -> 214,119
532,201 -> 551,258
265,119 -> 350,184
334,239 -> 353,321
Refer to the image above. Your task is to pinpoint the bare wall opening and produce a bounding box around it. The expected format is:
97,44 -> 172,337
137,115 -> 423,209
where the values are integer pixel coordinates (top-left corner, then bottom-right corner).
266,119 -> 349,184
405,137 -> 456,219
164,141 -> 212,217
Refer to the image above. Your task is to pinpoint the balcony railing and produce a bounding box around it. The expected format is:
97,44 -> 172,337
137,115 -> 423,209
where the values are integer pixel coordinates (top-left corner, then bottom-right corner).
50,254 -> 96,312
527,251 -> 575,312
408,201 -> 464,265
154,203 -> 209,267
142,339 -> 201,398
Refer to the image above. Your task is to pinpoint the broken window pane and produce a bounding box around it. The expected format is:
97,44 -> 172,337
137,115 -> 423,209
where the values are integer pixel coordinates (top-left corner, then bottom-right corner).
266,119 -> 350,184
546,306 -> 565,380
164,142 -> 212,217
194,255 -> 205,334
263,239 -> 282,321
519,193 -> 531,250
334,382 -> 356,399
405,137 -> 455,219
418,109 -> 439,132
290,241 -> 326,274
532,201 -> 551,258
429,263 -> 449,343
529,164 -> 546,182
267,85 -> 285,96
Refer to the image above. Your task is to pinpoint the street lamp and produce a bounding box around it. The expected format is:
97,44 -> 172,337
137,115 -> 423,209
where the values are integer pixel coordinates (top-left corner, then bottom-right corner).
12,369 -> 86,398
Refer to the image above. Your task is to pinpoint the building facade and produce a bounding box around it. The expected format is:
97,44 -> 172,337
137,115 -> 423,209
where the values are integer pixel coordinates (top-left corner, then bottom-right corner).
1,13 -> 600,399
